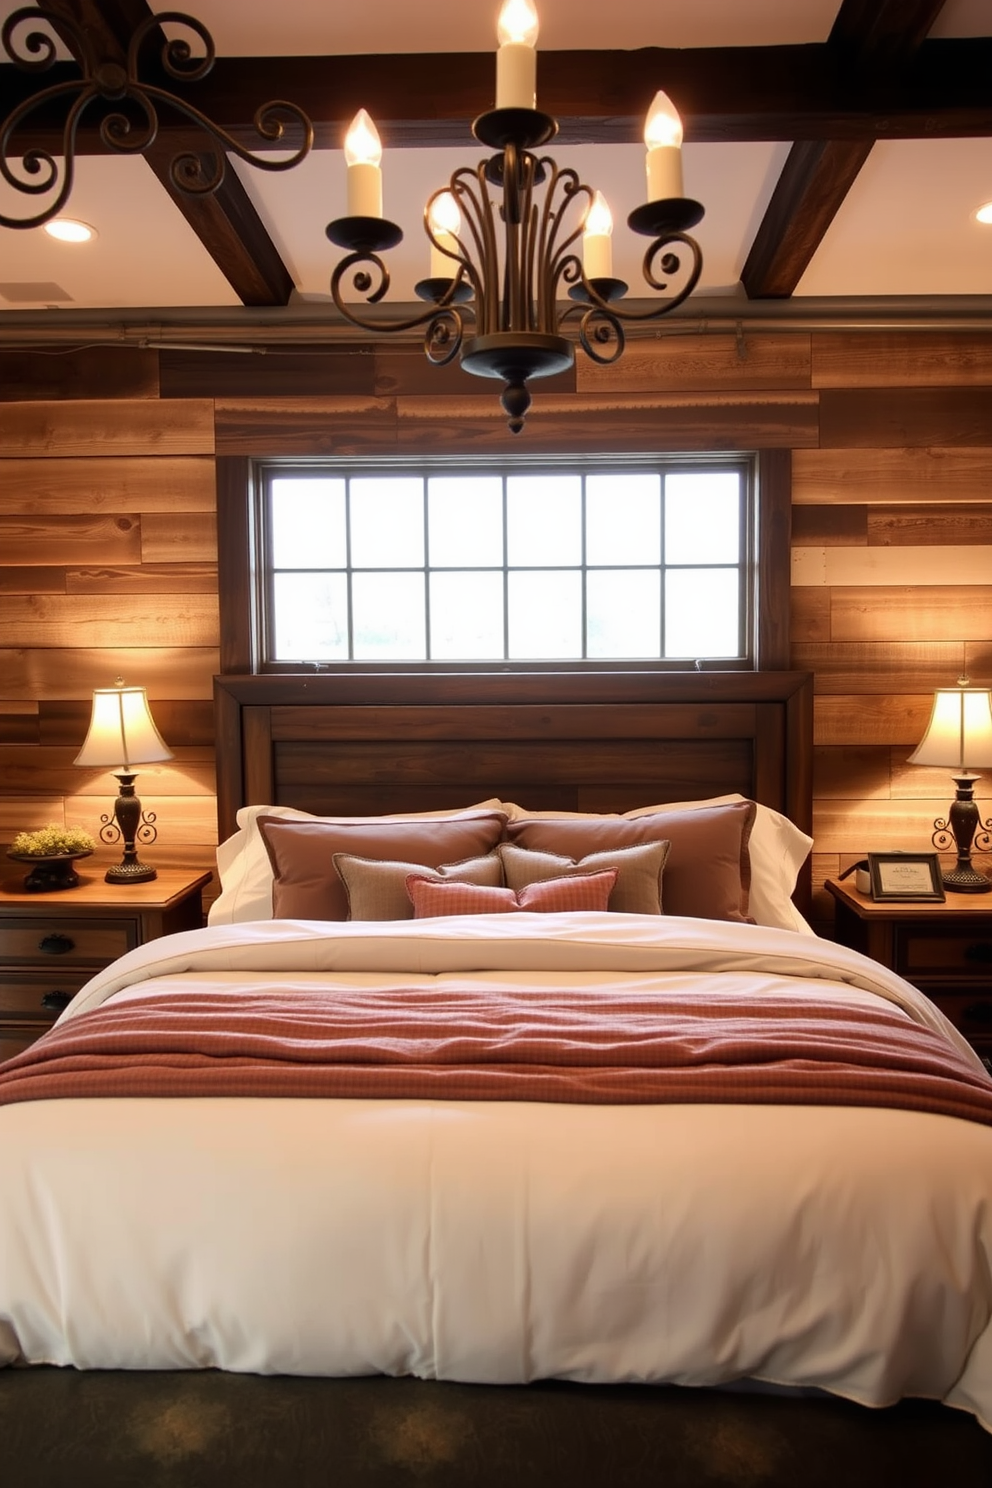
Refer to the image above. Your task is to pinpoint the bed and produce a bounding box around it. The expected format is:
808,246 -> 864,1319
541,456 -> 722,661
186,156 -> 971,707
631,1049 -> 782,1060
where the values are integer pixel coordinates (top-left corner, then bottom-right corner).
4,668 -> 992,1484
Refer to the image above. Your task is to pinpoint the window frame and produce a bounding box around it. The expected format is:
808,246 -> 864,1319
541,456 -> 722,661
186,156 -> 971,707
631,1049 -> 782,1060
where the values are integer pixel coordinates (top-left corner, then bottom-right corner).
216,449 -> 792,676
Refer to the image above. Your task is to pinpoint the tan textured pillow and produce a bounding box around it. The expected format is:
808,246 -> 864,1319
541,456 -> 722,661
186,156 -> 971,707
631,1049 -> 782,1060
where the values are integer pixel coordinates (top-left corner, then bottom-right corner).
334,852 -> 503,921
499,841 -> 669,915
505,800 -> 756,923
258,810 -> 507,921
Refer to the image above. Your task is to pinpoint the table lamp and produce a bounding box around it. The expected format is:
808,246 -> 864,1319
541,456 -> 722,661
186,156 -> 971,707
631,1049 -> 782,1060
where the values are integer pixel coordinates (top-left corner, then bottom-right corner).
73,680 -> 174,883
908,678 -> 992,893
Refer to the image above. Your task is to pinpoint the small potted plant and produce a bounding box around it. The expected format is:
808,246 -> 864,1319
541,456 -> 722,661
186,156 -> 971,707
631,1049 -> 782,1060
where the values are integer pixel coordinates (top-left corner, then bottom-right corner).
7,825 -> 97,892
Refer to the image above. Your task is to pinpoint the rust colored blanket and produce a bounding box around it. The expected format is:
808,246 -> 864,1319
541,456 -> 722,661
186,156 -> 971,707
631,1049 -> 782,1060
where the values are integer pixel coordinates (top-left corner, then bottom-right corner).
3,983 -> 992,1124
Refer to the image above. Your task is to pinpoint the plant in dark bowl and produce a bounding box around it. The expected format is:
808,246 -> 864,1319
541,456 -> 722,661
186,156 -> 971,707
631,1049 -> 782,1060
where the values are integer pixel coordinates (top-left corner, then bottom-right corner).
8,825 -> 97,892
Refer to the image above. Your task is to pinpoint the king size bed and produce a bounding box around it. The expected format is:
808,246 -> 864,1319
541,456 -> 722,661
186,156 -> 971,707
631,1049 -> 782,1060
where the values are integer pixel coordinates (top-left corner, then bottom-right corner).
3,669 -> 992,1485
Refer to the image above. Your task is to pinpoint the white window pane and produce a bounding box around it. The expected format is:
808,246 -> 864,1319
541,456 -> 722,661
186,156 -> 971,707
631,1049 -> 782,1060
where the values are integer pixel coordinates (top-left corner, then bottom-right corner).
428,477 -> 504,566
587,571 -> 660,658
665,569 -> 741,659
430,572 -> 504,659
507,475 -> 582,565
350,478 -> 424,568
508,571 -> 582,658
353,573 -> 426,659
271,479 -> 346,568
272,573 -> 348,660
586,473 -> 660,565
665,472 -> 741,564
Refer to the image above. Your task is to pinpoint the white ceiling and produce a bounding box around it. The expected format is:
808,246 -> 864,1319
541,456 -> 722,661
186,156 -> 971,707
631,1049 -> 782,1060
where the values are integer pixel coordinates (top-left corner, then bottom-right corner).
1,0 -> 991,317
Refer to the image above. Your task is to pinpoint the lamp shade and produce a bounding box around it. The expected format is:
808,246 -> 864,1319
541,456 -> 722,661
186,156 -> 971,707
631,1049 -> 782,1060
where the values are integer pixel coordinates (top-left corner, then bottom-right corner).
908,685 -> 992,771
73,685 -> 174,770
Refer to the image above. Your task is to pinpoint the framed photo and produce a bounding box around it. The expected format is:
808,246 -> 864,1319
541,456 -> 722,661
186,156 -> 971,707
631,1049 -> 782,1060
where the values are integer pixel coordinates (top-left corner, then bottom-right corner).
868,852 -> 945,903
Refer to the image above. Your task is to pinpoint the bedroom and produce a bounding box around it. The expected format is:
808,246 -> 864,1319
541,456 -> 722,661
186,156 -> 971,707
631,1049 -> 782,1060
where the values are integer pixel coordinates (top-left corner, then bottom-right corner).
2,0 -> 992,1482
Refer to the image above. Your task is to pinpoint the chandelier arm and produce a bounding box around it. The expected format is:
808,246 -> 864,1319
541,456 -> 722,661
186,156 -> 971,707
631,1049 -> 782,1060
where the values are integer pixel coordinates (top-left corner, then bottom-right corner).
424,306 -> 467,368
330,250 -> 471,335
0,77 -> 87,193
2,7 -> 94,73
427,179 -> 483,305
577,304 -> 626,365
451,163 -> 498,335
127,11 -> 217,86
542,166 -> 593,313
0,81 -> 98,227
134,84 -> 314,185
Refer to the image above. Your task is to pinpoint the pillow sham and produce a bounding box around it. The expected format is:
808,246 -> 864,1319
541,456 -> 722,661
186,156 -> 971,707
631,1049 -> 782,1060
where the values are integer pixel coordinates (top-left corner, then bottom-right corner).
504,800 -> 755,923
209,801 -> 505,924
334,851 -> 503,921
406,868 -> 618,919
500,795 -> 811,932
498,840 -> 669,916
258,810 -> 508,922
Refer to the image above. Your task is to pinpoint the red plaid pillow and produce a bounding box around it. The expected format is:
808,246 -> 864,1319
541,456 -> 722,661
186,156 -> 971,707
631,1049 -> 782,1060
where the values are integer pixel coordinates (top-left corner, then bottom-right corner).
406,868 -> 618,919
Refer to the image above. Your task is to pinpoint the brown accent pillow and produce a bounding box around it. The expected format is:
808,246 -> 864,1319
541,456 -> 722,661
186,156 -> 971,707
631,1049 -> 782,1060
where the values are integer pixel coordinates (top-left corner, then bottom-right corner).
334,852 -> 503,921
505,800 -> 756,923
406,869 -> 618,919
258,810 -> 507,921
499,841 -> 669,915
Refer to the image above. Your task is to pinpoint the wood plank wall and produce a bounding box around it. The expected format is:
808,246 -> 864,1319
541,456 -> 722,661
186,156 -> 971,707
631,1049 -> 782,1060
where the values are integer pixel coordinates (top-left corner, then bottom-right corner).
2,329 -> 991,928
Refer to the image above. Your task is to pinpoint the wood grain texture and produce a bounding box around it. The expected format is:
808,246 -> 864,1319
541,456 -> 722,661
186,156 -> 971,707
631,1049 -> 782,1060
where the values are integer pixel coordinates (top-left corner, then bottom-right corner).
791,505 -> 867,545
0,514 -> 140,566
814,744 -> 891,799
814,694 -> 933,746
829,586 -> 992,641
0,457 -> 216,513
813,798 -> 953,853
867,504 -> 992,545
160,348 -> 376,399
0,595 -> 219,648
214,397 -> 397,455
793,641 -> 965,693
65,564 -> 218,594
0,348 -> 159,402
139,513 -> 218,565
790,588 -> 831,642
811,332 -> 992,388
792,544 -> 992,587
0,568 -> 66,595
0,798 -> 65,836
573,334 -> 812,393
0,747 -> 215,797
0,648 -> 219,700
819,389 -> 992,447
0,401 -> 214,457
792,448 -> 992,504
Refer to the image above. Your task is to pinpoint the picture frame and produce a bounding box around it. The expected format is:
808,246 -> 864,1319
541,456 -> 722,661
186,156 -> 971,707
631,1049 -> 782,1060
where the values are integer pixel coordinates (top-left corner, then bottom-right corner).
868,852 -> 945,903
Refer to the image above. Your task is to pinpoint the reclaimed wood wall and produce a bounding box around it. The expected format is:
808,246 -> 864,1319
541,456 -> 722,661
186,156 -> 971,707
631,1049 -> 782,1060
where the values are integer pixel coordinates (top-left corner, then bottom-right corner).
1,328 -> 990,926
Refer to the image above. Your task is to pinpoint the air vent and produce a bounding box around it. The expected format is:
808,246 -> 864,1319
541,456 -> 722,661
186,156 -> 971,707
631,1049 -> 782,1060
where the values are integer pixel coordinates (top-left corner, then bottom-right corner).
0,281 -> 74,303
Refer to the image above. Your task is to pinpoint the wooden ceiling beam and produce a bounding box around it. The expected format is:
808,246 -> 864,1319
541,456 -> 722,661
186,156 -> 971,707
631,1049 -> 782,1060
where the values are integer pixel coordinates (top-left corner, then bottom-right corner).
21,0 -> 297,307
3,39 -> 992,153
741,0 -> 951,300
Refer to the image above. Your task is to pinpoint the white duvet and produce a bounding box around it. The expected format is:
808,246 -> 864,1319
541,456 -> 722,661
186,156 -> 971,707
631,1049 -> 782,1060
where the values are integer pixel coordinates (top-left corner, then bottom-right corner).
2,912 -> 992,1433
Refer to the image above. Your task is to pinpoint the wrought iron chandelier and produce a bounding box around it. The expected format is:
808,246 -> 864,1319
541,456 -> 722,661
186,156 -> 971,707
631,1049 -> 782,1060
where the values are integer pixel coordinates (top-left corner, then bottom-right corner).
326,0 -> 705,432
0,6 -> 313,229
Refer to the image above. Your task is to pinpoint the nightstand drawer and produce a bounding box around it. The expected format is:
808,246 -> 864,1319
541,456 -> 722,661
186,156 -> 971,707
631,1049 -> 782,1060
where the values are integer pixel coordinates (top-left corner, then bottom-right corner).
0,974 -> 91,1018
896,929 -> 992,978
0,918 -> 136,966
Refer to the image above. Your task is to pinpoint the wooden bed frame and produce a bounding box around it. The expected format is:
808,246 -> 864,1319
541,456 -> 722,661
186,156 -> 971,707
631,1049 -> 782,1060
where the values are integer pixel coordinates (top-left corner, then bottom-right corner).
214,667 -> 815,913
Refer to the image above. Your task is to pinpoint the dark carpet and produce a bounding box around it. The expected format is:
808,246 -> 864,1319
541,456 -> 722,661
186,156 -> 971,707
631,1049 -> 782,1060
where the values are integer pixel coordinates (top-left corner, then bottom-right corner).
3,1370 -> 992,1487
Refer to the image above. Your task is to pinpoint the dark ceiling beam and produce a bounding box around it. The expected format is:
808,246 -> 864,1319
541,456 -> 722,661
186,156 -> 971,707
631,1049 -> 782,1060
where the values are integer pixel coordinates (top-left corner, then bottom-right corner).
3,38 -> 992,153
741,0 -> 950,300
26,0 -> 296,306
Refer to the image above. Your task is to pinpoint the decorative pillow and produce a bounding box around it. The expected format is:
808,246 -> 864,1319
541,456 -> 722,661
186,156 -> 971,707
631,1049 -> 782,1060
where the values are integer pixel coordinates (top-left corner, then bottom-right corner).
209,800 -> 505,925
257,810 -> 508,921
504,800 -> 755,923
498,840 -> 669,915
334,851 -> 503,921
407,868 -> 618,919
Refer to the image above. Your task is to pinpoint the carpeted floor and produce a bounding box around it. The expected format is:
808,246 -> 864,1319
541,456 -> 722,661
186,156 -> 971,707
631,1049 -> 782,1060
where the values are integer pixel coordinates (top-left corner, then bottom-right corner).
3,1370 -> 992,1487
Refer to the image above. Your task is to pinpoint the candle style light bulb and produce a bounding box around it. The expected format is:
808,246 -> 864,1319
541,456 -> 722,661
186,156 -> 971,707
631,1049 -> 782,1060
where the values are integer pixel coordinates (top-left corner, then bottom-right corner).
496,0 -> 539,109
344,108 -> 383,218
582,191 -> 613,280
644,90 -> 684,202
427,190 -> 462,278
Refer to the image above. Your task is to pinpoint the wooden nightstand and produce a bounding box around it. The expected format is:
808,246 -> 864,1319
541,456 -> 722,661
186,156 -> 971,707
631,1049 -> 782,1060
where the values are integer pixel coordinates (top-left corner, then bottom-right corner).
0,867 -> 211,1063
826,877 -> 992,1057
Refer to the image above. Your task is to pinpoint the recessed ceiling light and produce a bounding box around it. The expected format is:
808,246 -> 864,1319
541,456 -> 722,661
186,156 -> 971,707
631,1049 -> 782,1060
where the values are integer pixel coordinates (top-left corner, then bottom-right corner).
43,218 -> 96,243
975,202 -> 992,225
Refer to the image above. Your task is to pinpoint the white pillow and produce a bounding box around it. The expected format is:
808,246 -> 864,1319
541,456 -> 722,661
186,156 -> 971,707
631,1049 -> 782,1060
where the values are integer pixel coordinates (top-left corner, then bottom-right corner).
210,801 -> 505,925
499,795 -> 814,934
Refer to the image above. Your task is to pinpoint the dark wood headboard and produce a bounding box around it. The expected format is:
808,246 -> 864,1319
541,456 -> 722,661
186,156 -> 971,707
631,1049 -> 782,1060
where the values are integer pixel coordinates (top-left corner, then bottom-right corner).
214,669 -> 813,908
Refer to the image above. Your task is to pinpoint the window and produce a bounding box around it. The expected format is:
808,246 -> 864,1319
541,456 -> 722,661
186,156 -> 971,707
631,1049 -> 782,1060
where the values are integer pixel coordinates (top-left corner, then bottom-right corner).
257,458 -> 754,668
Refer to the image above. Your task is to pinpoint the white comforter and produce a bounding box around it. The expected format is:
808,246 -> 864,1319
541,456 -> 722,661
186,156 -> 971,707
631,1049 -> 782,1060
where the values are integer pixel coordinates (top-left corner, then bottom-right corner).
2,912 -> 992,1433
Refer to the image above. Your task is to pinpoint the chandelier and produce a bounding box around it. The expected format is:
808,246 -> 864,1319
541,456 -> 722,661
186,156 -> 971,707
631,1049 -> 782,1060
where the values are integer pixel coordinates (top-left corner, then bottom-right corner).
326,0 -> 705,432
0,7 -> 313,228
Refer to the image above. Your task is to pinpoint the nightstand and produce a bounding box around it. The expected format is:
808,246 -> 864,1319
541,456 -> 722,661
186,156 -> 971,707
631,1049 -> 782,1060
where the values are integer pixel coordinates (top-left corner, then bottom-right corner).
826,877 -> 992,1057
0,867 -> 211,1063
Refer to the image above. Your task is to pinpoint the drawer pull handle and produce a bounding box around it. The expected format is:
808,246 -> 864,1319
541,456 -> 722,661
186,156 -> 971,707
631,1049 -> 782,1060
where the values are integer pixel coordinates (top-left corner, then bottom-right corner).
963,1002 -> 992,1025
964,943 -> 992,965
38,933 -> 75,956
41,991 -> 74,1012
